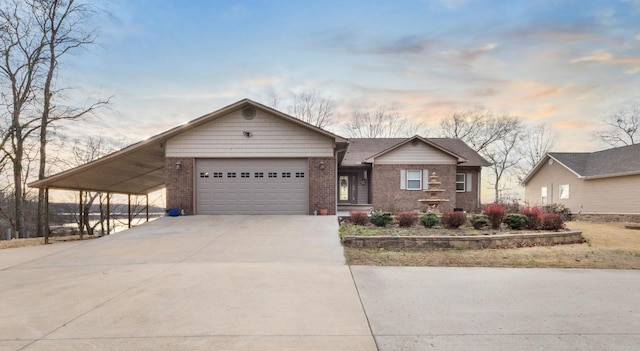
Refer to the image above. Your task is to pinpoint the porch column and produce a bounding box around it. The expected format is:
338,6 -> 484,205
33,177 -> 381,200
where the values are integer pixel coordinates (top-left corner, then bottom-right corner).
128,194 -> 132,229
146,194 -> 149,222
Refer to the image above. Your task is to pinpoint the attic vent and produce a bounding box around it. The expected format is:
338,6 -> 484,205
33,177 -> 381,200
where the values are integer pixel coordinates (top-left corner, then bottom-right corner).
411,139 -> 419,146
242,106 -> 256,120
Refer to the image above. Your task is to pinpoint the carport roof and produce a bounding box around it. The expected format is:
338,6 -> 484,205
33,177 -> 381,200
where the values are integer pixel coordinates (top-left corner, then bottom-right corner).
28,99 -> 348,195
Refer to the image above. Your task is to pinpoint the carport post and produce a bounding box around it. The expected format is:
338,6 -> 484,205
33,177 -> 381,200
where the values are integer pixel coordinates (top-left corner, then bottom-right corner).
79,190 -> 84,239
106,194 -> 110,234
128,194 -> 132,228
44,188 -> 50,245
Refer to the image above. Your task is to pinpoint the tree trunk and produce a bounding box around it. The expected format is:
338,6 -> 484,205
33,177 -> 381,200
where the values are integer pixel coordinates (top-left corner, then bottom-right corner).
12,110 -> 24,240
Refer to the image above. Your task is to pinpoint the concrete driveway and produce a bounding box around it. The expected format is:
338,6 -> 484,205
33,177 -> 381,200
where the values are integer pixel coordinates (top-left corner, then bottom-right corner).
351,266 -> 640,351
0,216 -> 376,351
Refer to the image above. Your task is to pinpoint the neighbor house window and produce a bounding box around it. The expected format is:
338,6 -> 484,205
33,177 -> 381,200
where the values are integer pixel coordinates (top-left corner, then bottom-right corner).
541,187 -> 548,205
559,184 -> 569,199
406,170 -> 422,190
456,173 -> 465,192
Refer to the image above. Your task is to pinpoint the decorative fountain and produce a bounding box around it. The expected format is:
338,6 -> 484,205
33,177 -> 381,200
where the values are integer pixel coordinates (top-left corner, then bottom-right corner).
418,172 -> 449,213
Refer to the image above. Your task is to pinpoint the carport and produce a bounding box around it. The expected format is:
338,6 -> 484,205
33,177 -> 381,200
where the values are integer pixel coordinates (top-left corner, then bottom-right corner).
28,135 -> 167,240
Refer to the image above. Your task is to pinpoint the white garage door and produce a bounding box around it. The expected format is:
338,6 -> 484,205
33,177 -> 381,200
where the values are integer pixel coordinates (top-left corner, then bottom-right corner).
196,159 -> 308,215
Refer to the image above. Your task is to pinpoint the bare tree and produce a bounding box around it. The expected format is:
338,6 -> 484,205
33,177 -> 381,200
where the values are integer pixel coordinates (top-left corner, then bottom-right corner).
0,0 -> 47,239
594,100 -> 640,147
286,89 -> 335,128
344,105 -> 424,138
438,106 -> 523,202
439,106 -> 520,153
518,123 -> 558,182
483,123 -> 525,202
0,0 -> 107,241
30,0 -> 109,239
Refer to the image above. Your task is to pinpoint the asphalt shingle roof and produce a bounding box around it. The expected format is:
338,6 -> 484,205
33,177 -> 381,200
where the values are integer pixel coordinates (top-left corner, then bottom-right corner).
341,137 -> 490,167
549,143 -> 640,178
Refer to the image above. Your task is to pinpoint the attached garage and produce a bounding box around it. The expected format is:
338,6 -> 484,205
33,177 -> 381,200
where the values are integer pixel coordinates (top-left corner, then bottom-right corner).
30,99 -> 345,218
195,159 -> 308,215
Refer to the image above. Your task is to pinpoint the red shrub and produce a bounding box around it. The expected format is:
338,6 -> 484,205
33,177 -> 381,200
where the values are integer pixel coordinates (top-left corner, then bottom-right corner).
541,213 -> 564,231
441,211 -> 467,229
483,203 -> 505,229
396,211 -> 418,227
520,206 -> 543,230
349,211 -> 369,226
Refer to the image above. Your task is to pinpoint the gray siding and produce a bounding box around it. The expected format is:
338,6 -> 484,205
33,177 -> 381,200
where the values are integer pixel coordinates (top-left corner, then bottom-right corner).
374,142 -> 458,165
525,159 -> 640,214
166,110 -> 334,158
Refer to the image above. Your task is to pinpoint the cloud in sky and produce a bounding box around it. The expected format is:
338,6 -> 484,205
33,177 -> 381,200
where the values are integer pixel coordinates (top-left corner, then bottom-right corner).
60,0 -> 639,153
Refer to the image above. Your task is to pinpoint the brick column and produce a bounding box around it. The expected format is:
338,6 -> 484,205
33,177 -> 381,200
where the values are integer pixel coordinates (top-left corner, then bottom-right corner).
166,157 -> 194,215
308,157 -> 336,215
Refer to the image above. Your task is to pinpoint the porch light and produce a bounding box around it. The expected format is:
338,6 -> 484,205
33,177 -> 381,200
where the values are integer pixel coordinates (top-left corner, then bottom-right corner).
175,161 -> 182,170
319,161 -> 325,170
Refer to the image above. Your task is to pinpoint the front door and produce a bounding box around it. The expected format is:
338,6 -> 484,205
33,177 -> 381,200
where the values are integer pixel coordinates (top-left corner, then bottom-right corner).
338,173 -> 357,204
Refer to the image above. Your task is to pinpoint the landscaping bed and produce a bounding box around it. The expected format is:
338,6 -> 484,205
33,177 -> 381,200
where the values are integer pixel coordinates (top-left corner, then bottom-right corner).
345,221 -> 640,269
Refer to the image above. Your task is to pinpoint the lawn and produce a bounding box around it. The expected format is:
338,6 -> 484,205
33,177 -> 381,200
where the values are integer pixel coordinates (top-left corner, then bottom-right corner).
345,222 -> 640,269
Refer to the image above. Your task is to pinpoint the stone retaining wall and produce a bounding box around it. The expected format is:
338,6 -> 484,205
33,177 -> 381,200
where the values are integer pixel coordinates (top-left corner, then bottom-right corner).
342,230 -> 584,250
572,213 -> 640,223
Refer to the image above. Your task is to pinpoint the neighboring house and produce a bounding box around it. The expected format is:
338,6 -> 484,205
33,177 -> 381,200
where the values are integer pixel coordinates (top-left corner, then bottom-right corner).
30,99 -> 489,216
522,144 -> 640,221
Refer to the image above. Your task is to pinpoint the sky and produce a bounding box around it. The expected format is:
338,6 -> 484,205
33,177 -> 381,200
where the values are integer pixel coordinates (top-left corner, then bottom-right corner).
60,0 -> 640,153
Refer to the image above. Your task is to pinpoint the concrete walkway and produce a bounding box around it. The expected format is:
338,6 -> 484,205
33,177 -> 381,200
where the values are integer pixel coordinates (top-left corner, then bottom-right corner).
351,266 -> 640,351
0,216 -> 376,351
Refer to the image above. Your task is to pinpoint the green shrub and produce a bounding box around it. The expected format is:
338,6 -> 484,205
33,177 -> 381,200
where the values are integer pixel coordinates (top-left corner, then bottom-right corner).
349,211 -> 369,226
503,213 -> 528,230
420,213 -> 439,228
541,213 -> 564,231
396,211 -> 418,227
469,214 -> 489,229
520,206 -> 542,229
483,203 -> 505,229
441,211 -> 467,229
370,211 -> 393,227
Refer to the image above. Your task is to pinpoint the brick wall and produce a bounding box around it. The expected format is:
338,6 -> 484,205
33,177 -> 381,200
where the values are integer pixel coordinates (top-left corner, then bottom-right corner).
455,166 -> 482,213
371,164 -> 456,213
309,157 -> 336,215
166,157 -> 194,215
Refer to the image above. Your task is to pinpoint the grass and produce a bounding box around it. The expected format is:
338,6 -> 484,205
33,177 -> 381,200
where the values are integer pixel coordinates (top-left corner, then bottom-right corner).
345,222 -> 640,269
0,234 -> 98,249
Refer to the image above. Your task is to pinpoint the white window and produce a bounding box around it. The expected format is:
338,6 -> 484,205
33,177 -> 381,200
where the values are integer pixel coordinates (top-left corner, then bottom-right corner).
456,173 -> 465,192
406,170 -> 422,190
559,184 -> 569,199
541,187 -> 548,205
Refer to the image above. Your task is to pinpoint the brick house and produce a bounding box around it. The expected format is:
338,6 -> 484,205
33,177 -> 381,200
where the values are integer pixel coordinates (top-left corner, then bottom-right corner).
339,137 -> 489,214
30,99 -> 489,215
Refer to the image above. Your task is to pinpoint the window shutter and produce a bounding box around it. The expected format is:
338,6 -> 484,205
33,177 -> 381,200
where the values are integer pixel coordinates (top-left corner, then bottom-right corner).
466,172 -> 472,192
400,169 -> 406,190
423,169 -> 429,190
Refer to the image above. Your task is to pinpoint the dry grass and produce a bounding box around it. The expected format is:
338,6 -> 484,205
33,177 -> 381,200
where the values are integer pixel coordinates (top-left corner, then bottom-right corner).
0,234 -> 99,250
345,222 -> 640,269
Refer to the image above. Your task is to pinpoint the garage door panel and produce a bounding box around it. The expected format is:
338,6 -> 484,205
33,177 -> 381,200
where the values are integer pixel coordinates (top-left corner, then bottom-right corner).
196,159 -> 308,215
